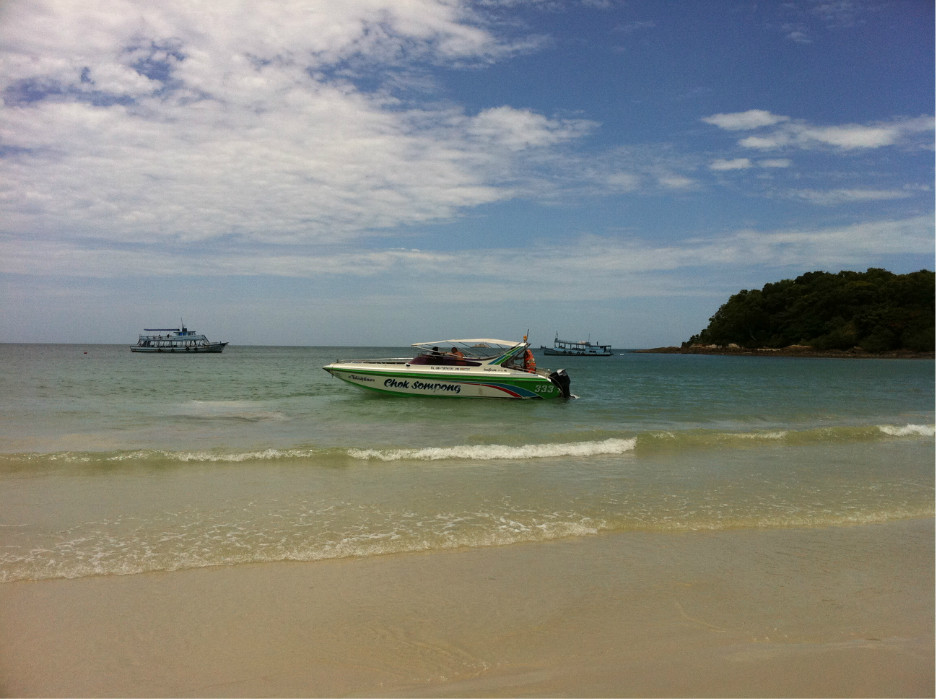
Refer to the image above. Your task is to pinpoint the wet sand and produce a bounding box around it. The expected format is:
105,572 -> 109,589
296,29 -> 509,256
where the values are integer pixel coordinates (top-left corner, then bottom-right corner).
1,519 -> 932,697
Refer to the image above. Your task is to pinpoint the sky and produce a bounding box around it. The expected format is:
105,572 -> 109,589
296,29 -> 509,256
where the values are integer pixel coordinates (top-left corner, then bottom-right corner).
1,0 -> 933,347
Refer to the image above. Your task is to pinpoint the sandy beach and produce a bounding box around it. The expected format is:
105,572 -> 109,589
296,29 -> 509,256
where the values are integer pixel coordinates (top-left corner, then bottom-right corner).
1,518 -> 932,697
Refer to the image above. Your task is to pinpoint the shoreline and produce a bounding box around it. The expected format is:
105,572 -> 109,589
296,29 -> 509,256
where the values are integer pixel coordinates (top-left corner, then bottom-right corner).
1,519 -> 932,697
636,345 -> 935,359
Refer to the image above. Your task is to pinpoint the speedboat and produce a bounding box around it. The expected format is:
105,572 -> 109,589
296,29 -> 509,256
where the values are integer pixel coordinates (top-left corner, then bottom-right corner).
323,338 -> 571,399
131,324 -> 228,353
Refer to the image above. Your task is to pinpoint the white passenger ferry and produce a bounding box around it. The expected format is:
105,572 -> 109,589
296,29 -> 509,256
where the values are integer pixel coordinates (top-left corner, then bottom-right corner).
131,324 -> 228,353
541,334 -> 612,356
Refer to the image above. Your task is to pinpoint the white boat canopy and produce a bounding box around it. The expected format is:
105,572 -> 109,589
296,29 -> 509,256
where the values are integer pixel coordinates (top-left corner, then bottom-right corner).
412,338 -> 527,362
413,338 -> 522,349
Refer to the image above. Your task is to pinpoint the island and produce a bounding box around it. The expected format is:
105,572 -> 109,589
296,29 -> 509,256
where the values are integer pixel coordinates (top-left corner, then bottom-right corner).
640,268 -> 934,359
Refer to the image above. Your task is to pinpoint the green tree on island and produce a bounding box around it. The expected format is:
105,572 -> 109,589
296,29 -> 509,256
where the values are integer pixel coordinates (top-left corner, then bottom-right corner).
685,269 -> 935,352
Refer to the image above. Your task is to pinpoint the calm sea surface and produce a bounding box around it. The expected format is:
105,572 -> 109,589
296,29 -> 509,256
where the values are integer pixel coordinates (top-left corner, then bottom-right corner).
1,343 -> 932,583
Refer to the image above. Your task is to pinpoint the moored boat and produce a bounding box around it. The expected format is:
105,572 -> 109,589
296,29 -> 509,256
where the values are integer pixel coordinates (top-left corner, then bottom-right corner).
541,334 -> 612,356
323,338 -> 571,399
131,324 -> 228,353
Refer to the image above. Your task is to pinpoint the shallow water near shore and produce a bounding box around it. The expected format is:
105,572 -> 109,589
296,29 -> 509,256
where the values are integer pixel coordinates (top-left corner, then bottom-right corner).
0,343 -> 932,583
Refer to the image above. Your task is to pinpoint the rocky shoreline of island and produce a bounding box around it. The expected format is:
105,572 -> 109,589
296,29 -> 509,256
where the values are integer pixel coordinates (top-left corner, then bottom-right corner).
636,344 -> 934,359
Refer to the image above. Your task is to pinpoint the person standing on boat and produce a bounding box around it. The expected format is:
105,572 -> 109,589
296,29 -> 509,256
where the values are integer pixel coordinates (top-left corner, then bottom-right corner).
523,348 -> 536,373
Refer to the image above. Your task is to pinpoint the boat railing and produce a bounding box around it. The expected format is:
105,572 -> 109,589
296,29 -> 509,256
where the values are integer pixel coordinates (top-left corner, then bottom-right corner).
335,357 -> 412,365
337,354 -> 491,366
409,355 -> 482,367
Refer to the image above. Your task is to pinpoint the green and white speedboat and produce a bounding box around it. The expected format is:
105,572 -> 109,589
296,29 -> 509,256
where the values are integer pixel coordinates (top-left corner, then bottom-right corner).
323,338 -> 571,399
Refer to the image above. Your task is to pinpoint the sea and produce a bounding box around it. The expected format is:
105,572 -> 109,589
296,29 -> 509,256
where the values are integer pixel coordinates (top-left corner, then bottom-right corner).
1,343 -> 933,584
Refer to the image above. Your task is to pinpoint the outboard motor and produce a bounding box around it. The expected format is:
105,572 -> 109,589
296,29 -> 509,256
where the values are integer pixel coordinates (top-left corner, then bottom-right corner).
548,369 -> 572,398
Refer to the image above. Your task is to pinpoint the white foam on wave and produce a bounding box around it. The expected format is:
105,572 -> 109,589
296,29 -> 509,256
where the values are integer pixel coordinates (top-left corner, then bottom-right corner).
172,448 -> 320,462
105,448 -> 318,463
348,437 -> 637,462
0,506 -> 612,583
878,424 -> 935,438
731,430 -> 788,440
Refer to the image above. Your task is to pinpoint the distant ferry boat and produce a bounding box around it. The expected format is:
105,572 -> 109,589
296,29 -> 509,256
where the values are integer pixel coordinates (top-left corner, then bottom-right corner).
541,334 -> 612,356
131,324 -> 228,353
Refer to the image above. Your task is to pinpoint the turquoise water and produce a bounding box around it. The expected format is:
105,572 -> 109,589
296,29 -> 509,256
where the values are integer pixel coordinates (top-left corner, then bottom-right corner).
0,344 -> 932,582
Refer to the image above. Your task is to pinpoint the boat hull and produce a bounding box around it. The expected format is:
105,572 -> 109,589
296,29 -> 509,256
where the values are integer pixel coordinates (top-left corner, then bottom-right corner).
130,343 -> 228,353
323,364 -> 564,399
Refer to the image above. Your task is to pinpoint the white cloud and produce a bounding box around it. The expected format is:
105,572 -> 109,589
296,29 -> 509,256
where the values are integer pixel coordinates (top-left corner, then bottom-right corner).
788,188 -> 914,206
784,27 -> 812,44
709,158 -> 752,171
701,110 -> 789,131
466,106 -> 594,150
0,1 -> 595,246
738,134 -> 790,149
603,172 -> 642,191
614,20 -> 657,34
672,216 -> 934,270
707,156 -> 788,173
657,175 -> 696,189
798,124 -> 899,149
4,216 -> 930,296
704,109 -> 934,152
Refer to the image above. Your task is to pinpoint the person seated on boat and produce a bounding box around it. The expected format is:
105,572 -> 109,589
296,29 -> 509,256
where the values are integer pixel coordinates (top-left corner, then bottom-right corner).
523,348 -> 536,373
449,346 -> 465,360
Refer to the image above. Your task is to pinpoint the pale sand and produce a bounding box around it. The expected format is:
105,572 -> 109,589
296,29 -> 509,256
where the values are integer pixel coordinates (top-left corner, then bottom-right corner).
1,519 -> 932,697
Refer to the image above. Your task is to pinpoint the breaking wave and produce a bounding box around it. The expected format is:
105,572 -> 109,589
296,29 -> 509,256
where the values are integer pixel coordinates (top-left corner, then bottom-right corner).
879,424 -> 935,437
347,438 -> 637,462
1,421 -> 931,583
0,423 -> 931,470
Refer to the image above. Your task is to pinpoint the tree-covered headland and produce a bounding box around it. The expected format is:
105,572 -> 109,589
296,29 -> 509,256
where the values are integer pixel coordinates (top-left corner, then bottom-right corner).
684,269 -> 934,353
